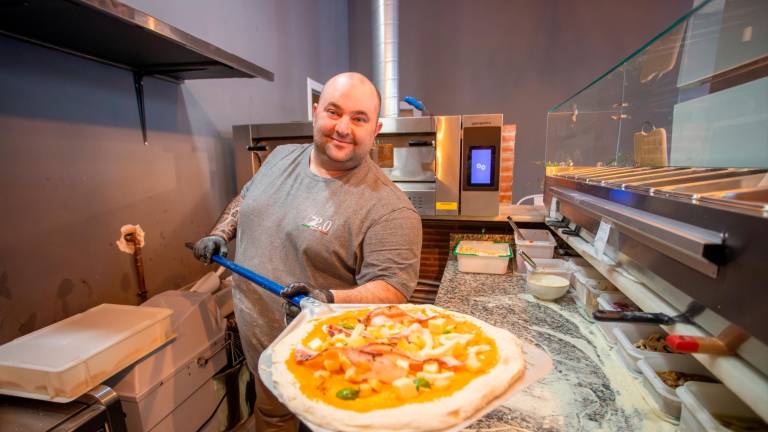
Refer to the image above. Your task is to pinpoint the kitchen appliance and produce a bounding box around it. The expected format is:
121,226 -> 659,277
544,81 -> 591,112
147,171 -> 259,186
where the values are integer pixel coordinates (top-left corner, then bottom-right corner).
0,385 -> 126,432
370,116 -> 460,216
543,0 -> 767,421
460,114 -> 502,216
232,114 -> 503,216
0,288 -> 240,432
109,289 -> 233,432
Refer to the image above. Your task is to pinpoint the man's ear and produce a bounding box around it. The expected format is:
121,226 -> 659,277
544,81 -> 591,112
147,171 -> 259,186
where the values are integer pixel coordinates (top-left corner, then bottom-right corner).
374,121 -> 383,135
311,103 -> 318,122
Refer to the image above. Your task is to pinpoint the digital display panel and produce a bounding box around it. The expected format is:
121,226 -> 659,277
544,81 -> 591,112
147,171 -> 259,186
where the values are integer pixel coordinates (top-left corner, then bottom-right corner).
469,147 -> 493,186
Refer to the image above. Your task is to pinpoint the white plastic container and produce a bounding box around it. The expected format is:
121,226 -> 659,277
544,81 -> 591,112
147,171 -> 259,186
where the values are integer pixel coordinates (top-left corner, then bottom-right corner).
572,266 -> 615,291
514,229 -> 556,273
614,325 -> 680,375
677,382 -> 767,432
595,292 -> 643,345
638,355 -> 716,422
113,290 -> 227,432
454,240 -> 513,274
523,258 -> 572,281
573,270 -> 616,321
0,304 -> 174,402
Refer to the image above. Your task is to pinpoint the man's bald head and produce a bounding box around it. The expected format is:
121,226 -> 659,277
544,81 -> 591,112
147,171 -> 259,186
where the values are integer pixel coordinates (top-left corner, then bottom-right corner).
319,72 -> 381,119
311,72 -> 384,173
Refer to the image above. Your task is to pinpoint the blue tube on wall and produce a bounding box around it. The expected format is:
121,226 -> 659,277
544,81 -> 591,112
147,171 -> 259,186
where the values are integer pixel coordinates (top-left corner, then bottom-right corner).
403,96 -> 426,112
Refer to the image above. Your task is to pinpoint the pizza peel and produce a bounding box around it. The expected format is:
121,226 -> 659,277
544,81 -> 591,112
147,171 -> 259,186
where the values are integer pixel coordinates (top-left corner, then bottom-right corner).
258,304 -> 554,432
185,244 -> 321,308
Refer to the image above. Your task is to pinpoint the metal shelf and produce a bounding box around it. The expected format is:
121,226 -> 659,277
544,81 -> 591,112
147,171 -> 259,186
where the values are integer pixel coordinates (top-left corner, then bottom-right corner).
551,227 -> 768,422
0,0 -> 273,82
0,0 -> 274,145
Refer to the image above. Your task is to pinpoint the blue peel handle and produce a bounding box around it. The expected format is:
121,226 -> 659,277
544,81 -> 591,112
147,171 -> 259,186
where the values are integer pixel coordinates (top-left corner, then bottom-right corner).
195,252 -> 306,306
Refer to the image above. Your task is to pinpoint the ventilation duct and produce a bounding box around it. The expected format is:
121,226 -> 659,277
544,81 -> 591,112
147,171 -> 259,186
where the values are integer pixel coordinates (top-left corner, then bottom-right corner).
372,0 -> 399,117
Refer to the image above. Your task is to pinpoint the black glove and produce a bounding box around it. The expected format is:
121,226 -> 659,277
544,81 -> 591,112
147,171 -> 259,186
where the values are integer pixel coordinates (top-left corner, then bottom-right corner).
192,236 -> 228,264
280,282 -> 334,323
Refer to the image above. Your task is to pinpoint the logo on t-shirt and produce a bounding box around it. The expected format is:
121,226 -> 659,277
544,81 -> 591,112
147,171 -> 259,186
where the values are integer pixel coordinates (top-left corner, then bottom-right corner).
302,214 -> 333,235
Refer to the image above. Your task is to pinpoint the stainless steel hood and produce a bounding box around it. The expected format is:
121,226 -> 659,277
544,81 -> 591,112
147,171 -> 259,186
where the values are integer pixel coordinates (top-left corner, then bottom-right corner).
0,0 -> 274,82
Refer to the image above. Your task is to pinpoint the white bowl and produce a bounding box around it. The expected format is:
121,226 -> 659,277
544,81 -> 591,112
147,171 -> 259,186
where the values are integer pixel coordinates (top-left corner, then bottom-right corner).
526,273 -> 570,300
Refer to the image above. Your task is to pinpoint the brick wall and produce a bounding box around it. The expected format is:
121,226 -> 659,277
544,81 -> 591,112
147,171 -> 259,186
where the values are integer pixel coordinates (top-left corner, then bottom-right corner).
499,124 -> 516,204
413,220 -> 558,304
419,220 -> 514,282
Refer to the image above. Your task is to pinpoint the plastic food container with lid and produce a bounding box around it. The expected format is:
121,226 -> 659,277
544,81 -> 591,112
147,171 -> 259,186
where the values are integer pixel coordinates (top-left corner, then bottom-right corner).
514,229 -> 556,274
571,266 -> 615,291
637,355 -> 717,422
677,382 -> 767,432
573,269 -> 616,321
0,304 -> 174,402
614,325 -> 681,375
454,240 -> 513,274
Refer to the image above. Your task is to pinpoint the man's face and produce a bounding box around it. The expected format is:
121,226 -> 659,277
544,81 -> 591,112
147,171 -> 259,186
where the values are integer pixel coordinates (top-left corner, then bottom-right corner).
312,76 -> 382,171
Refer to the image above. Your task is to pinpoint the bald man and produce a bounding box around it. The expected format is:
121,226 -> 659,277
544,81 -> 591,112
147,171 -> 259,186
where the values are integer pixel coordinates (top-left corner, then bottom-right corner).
193,72 -> 422,431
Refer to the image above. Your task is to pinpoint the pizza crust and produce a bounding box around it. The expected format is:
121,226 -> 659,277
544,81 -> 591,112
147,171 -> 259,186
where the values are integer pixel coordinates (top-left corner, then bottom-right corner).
271,305 -> 525,432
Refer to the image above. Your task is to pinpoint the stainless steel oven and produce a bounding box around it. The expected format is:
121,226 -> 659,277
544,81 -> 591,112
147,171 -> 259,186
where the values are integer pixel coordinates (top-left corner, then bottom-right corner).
233,114 -> 503,216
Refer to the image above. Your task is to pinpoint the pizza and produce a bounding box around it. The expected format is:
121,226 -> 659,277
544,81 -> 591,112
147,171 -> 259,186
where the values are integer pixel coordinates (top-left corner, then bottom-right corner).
270,304 -> 525,432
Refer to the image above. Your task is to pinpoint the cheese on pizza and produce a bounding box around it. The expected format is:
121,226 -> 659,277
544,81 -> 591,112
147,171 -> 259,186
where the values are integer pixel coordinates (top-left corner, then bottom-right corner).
271,304 -> 525,431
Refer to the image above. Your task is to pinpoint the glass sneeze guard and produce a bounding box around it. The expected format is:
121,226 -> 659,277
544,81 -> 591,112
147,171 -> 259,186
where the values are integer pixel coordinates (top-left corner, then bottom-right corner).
546,0 -> 768,215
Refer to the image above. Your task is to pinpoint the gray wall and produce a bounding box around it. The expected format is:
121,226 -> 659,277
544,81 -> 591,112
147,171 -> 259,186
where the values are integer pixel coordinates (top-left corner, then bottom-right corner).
0,0 -> 348,343
349,0 -> 693,200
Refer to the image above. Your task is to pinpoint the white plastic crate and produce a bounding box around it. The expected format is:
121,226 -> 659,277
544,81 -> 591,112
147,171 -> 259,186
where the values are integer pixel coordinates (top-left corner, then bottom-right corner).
677,382 -> 766,432
571,266 -> 615,291
514,229 -> 556,274
614,325 -> 681,375
638,355 -> 715,422
573,270 -> 616,321
0,304 -> 174,402
454,240 -> 512,274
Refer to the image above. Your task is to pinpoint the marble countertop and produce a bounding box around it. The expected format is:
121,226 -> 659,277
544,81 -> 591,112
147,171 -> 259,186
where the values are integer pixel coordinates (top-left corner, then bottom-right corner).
434,260 -> 675,431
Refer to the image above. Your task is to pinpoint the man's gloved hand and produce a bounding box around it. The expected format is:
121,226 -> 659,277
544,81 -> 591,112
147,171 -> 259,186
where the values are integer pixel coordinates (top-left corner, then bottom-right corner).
192,235 -> 228,264
280,282 -> 334,323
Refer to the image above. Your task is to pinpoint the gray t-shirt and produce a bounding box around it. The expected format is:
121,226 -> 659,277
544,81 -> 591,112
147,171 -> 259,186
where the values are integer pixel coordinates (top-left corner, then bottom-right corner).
232,144 -> 422,355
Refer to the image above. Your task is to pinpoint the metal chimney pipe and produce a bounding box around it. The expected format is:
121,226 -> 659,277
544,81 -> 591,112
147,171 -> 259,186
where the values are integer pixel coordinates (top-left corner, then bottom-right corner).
372,0 -> 399,117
